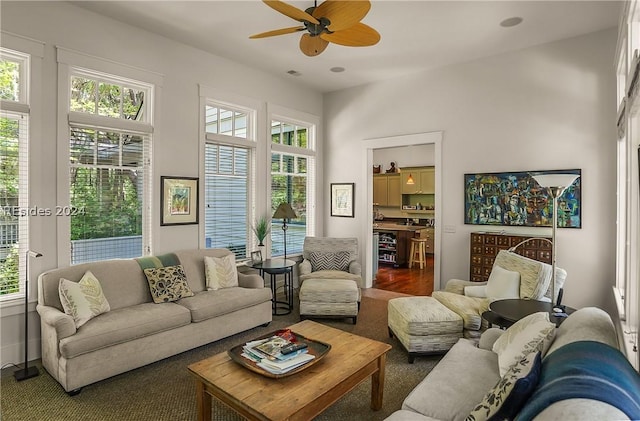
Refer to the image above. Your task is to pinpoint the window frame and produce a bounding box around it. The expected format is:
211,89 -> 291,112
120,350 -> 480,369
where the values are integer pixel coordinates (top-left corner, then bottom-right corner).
56,47 -> 160,266
199,87 -> 261,260
268,104 -> 318,258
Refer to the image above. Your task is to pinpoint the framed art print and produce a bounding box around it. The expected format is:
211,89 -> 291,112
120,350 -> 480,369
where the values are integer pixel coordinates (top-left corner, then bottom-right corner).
331,183 -> 355,217
161,176 -> 199,226
464,169 -> 581,228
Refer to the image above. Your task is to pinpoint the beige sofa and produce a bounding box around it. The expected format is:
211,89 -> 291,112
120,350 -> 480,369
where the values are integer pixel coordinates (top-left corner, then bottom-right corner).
37,248 -> 272,394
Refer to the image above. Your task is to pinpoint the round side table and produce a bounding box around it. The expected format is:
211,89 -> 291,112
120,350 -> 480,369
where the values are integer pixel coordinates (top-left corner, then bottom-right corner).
485,299 -> 575,329
251,259 -> 296,315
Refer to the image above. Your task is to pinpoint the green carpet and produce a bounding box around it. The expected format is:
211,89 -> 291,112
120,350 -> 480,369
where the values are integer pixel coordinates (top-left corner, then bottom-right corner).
1,294 -> 442,420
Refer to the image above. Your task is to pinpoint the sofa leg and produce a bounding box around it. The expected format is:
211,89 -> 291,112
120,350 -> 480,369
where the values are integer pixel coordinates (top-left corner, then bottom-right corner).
388,327 -> 394,338
67,388 -> 82,396
408,354 -> 415,364
352,316 -> 357,325
261,321 -> 271,327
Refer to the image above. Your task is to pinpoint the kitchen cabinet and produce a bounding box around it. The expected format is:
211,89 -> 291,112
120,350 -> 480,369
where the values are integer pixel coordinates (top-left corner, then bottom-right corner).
401,167 -> 435,194
420,228 -> 435,254
373,173 -> 401,207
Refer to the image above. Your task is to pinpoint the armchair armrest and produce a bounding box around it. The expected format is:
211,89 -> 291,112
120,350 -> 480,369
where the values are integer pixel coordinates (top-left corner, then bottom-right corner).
37,305 -> 76,340
299,259 -> 312,276
444,278 -> 487,295
238,272 -> 265,289
349,261 -> 361,276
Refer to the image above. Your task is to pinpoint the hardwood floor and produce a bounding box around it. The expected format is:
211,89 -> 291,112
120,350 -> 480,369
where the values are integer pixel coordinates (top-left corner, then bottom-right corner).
372,255 -> 435,296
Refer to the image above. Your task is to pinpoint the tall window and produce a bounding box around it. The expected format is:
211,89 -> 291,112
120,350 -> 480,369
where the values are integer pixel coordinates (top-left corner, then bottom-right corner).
270,119 -> 315,257
66,69 -> 152,264
204,103 -> 254,260
0,48 -> 30,299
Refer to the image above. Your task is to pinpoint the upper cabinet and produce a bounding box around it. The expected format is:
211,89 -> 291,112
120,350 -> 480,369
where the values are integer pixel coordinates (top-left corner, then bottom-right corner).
373,173 -> 401,207
401,167 -> 435,194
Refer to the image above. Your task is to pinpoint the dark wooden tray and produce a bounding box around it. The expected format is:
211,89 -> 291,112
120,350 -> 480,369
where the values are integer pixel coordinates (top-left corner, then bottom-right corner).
227,329 -> 331,378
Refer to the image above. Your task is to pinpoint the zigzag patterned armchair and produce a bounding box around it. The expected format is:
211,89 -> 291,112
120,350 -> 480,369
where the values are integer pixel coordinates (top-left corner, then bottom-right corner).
298,237 -> 362,324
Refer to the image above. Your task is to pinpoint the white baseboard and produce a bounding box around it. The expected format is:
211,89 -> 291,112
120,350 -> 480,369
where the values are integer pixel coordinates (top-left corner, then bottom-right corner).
1,338 -> 41,369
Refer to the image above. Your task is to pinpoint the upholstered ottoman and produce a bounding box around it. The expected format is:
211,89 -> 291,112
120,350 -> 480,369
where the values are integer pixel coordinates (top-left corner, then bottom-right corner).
299,278 -> 359,324
388,296 -> 463,363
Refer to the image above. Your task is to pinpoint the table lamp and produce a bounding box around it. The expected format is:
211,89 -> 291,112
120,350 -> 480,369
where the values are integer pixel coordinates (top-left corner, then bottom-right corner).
531,173 -> 579,308
272,203 -> 297,261
15,250 -> 43,381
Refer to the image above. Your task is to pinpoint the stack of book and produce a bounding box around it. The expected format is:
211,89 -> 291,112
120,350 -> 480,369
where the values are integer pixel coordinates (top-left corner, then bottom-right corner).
241,335 -> 315,375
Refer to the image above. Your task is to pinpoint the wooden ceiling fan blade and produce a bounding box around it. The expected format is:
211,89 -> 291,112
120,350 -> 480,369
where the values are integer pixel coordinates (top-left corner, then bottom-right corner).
300,34 -> 329,57
250,26 -> 305,39
263,0 -> 319,25
312,0 -> 371,32
320,23 -> 380,47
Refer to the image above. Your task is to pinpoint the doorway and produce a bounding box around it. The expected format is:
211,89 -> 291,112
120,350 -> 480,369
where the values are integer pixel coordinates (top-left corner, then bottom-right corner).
361,132 -> 443,294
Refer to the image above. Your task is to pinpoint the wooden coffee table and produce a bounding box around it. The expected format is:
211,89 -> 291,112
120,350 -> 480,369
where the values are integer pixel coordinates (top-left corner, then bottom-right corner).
188,320 -> 392,421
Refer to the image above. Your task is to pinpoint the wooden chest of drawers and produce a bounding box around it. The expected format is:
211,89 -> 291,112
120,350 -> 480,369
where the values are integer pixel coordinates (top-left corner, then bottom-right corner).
469,232 -> 552,282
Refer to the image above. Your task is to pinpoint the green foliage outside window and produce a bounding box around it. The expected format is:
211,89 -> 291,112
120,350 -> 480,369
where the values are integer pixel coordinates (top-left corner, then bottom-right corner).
0,59 -> 20,101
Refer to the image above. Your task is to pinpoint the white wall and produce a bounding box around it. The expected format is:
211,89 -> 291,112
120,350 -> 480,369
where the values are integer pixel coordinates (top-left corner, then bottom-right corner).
324,29 -> 617,312
0,1 -> 322,366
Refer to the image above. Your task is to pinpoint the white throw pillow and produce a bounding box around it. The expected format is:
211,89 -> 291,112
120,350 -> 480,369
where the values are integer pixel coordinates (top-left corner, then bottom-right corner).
464,285 -> 488,298
59,270 -> 110,328
204,254 -> 238,290
486,265 -> 521,300
492,312 -> 555,376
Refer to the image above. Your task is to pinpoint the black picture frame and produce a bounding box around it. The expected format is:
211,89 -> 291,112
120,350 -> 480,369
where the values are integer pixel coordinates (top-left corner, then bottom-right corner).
160,176 -> 199,226
330,183 -> 355,217
464,169 -> 581,228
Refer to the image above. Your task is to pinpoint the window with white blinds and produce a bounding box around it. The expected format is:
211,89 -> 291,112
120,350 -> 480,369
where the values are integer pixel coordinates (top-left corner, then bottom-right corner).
270,119 -> 316,257
66,69 -> 152,264
0,47 -> 30,300
0,112 -> 28,299
204,144 -> 249,259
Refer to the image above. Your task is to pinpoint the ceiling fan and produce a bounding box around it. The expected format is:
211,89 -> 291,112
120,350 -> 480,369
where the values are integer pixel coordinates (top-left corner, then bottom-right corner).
250,0 -> 381,57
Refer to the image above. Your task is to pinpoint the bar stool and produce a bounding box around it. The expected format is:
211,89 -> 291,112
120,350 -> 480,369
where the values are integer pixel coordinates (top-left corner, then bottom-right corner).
409,238 -> 427,269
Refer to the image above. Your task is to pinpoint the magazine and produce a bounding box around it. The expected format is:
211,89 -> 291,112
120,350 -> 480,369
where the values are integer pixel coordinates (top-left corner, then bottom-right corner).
257,353 -> 315,375
254,336 -> 290,358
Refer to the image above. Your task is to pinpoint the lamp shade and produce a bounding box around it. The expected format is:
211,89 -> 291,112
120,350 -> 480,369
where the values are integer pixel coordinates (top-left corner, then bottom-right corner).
406,174 -> 415,185
272,203 -> 297,220
531,174 -> 579,193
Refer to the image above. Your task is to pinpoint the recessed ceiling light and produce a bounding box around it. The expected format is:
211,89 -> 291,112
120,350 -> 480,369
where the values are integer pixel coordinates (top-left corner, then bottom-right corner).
500,17 -> 523,28
286,70 -> 302,76
330,67 -> 345,73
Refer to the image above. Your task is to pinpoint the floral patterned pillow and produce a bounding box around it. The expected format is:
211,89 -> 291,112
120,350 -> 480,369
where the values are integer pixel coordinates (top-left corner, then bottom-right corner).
466,351 -> 542,421
143,265 -> 194,303
59,270 -> 110,328
204,254 -> 239,290
492,312 -> 555,376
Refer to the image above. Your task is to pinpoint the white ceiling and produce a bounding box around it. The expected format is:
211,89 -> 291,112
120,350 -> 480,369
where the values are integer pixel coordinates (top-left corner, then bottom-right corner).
73,0 -> 622,93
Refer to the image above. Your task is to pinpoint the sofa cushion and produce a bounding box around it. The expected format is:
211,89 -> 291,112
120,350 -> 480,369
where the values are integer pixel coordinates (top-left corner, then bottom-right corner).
546,307 -> 618,356
204,254 -> 238,290
492,250 -> 550,300
466,350 -> 541,421
143,265 -> 194,303
177,287 -> 272,322
309,251 -> 351,272
59,271 -> 110,328
59,302 -> 191,358
492,312 -> 555,376
402,338 -> 500,420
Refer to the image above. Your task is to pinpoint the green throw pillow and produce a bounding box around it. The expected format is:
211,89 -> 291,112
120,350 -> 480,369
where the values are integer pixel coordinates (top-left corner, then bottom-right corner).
143,265 -> 194,303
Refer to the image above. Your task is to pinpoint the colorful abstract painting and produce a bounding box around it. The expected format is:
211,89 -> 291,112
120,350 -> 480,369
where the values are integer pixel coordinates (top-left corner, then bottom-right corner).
464,169 -> 581,228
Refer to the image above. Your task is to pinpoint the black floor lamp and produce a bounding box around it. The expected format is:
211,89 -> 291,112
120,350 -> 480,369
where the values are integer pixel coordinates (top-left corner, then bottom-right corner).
272,203 -> 297,261
15,250 -> 42,381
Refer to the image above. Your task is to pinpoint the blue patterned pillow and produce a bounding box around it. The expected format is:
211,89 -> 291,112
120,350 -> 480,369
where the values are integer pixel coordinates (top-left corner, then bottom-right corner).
466,351 -> 542,421
309,251 -> 351,272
